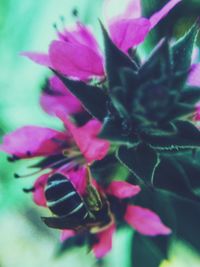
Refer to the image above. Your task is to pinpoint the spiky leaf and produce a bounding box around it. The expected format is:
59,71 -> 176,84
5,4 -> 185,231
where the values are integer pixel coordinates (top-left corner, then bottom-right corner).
140,121 -> 200,150
53,71 -> 109,121
100,22 -> 138,89
172,23 -> 199,73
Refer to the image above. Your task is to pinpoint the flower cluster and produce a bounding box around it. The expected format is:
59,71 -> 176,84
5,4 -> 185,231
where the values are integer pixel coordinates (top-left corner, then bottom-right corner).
2,0 -> 200,260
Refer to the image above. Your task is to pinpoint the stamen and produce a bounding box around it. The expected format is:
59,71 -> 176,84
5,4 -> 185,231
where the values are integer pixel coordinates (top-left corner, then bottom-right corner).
72,8 -> 79,17
23,187 -> 35,193
14,155 -> 83,179
7,155 -> 20,162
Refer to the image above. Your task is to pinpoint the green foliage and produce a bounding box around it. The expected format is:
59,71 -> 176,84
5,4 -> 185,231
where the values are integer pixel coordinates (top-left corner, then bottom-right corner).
116,143 -> 159,184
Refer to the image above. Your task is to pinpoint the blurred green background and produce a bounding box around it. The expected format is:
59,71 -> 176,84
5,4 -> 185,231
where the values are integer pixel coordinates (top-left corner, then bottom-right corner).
0,0 -> 200,266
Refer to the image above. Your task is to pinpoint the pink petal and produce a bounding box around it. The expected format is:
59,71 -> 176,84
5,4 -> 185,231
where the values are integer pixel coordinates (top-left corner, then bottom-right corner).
92,223 -> 115,258
21,52 -> 52,67
59,22 -> 101,56
104,0 -> 141,23
65,167 -> 87,196
33,174 -> 49,207
149,0 -> 182,30
49,40 -> 104,80
188,64 -> 200,87
40,76 -> 82,116
124,205 -> 171,236
109,18 -> 150,52
0,126 -> 67,158
58,114 -> 110,163
106,181 -> 141,199
60,229 -> 76,242
194,103 -> 200,121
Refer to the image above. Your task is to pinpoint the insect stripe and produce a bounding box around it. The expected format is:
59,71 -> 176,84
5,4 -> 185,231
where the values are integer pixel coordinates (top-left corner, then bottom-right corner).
67,203 -> 84,216
47,191 -> 76,206
45,180 -> 75,201
46,179 -> 69,190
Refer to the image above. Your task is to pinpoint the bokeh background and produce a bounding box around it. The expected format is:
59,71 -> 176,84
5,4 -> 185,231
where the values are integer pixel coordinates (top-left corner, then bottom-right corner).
0,0 -> 200,266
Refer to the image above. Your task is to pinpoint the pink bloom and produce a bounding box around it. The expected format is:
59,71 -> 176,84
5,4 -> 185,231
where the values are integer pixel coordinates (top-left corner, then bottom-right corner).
92,223 -> 116,258
105,180 -> 141,199
124,205 -> 171,236
40,76 -> 82,116
0,126 -> 67,158
105,0 -> 182,53
22,22 -> 104,80
22,0 -> 181,78
58,113 -> 110,163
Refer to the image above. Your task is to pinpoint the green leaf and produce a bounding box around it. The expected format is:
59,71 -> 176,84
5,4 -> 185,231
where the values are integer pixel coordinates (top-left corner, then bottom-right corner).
164,103 -> 195,121
134,187 -> 200,252
140,121 -> 200,150
139,38 -> 172,81
116,143 -> 160,183
154,156 -> 200,202
100,22 -> 138,89
131,233 -> 169,267
109,86 -> 129,118
53,71 -> 109,121
176,155 -> 200,195
172,23 -> 199,73
99,116 -> 139,145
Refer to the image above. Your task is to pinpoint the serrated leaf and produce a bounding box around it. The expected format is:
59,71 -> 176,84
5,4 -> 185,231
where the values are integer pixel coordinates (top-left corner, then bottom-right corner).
172,23 -> 199,73
100,22 -> 138,89
99,116 -> 139,145
116,143 -> 160,183
53,71 -> 109,121
140,121 -> 200,150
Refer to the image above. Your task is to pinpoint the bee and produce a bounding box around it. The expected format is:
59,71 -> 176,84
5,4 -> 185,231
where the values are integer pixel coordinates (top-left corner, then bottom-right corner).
42,170 -> 112,232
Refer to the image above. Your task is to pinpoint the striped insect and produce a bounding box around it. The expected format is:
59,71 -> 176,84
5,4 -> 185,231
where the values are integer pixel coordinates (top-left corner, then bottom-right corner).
42,172 -> 112,232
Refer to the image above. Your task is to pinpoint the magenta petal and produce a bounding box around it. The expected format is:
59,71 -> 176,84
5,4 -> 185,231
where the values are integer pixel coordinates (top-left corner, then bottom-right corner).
106,181 -> 141,199
40,76 -> 82,116
33,174 -> 49,207
49,41 -> 104,80
60,229 -> 76,242
0,126 -> 67,158
60,22 -> 101,54
21,52 -> 52,67
109,18 -> 150,52
194,104 -> 200,121
65,167 -> 87,196
92,223 -> 115,258
58,115 -> 110,163
188,64 -> 200,87
149,0 -> 182,30
124,205 -> 171,236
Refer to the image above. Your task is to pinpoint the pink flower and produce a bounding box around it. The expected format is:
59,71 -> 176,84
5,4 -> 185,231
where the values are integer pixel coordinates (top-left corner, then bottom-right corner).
22,0 -> 181,79
0,116 -> 110,206
40,76 -> 82,116
105,0 -> 182,53
22,22 -> 104,80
